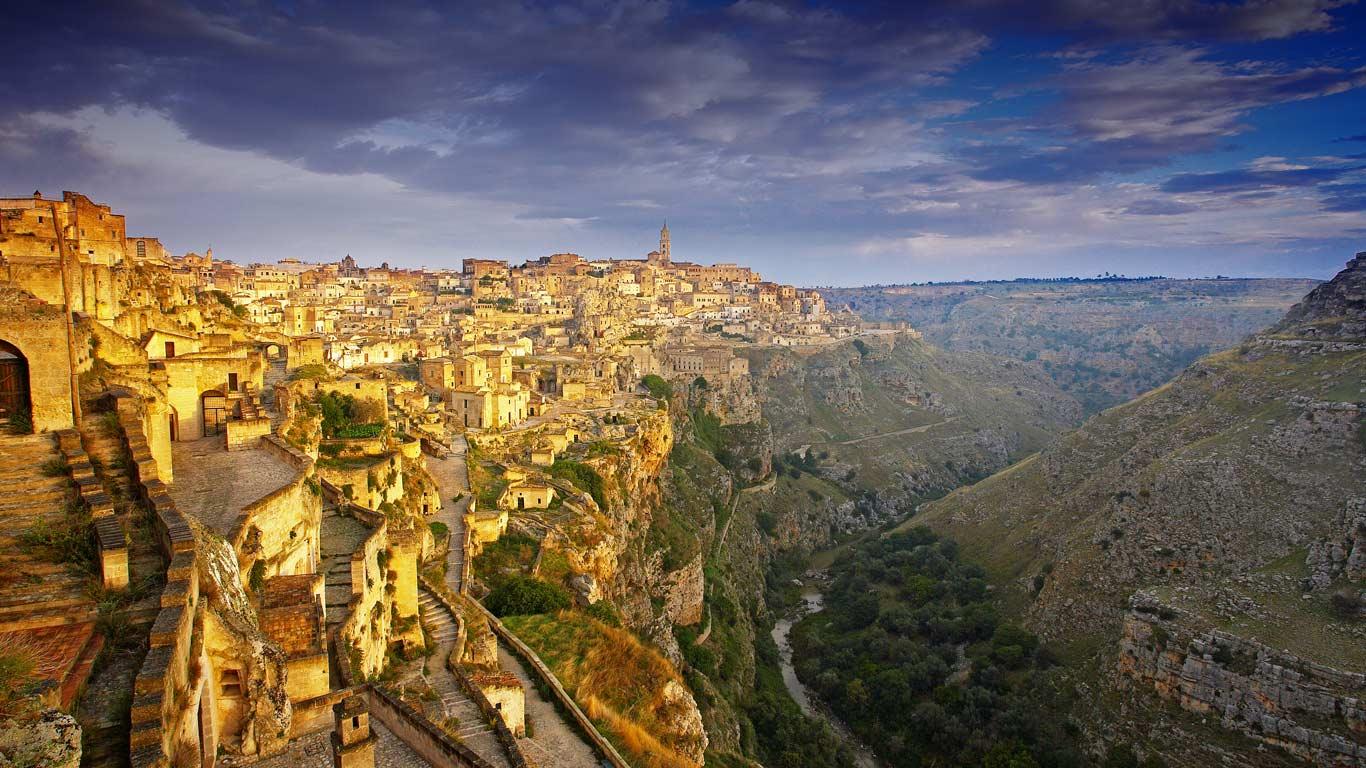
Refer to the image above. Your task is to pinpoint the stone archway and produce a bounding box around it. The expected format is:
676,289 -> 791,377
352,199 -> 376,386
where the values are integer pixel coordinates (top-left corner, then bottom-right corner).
201,390 -> 227,437
0,340 -> 31,429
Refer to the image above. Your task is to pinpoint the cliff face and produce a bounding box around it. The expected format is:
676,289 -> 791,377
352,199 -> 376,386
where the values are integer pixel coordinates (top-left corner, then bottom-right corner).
1120,594 -> 1365,766
824,277 -> 1318,413
568,335 -> 1091,762
917,254 -> 1366,764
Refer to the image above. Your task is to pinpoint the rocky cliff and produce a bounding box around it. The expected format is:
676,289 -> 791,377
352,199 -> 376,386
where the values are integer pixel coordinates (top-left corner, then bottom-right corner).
916,254 -> 1366,765
1120,593 -> 1364,766
578,334 -> 1089,763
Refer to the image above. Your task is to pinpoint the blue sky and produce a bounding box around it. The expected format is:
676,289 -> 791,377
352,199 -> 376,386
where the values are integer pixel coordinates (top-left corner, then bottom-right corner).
3,0 -> 1364,285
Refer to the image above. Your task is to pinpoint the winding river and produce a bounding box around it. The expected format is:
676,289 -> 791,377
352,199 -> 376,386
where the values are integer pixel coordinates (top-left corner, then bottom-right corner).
770,570 -> 883,768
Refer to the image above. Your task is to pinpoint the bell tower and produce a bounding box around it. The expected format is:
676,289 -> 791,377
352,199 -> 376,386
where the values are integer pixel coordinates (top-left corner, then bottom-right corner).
659,222 -> 670,265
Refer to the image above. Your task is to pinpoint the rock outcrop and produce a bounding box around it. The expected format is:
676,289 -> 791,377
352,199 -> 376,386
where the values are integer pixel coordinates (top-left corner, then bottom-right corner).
1121,594 -> 1365,766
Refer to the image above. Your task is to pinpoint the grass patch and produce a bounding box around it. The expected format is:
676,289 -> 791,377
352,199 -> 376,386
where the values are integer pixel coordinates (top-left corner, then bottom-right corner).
503,611 -> 705,768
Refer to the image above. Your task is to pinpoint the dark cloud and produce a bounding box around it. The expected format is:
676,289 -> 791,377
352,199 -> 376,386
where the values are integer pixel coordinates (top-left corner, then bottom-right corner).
1161,165 -> 1360,192
1,1 -> 1363,282
954,0 -> 1353,41
961,47 -> 1366,183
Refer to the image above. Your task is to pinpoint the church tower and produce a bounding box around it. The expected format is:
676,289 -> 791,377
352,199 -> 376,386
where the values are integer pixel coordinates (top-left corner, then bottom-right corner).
659,222 -> 670,265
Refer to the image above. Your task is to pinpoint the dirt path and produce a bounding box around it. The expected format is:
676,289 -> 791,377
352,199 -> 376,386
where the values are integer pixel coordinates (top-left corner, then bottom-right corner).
836,415 -> 960,445
716,474 -> 777,553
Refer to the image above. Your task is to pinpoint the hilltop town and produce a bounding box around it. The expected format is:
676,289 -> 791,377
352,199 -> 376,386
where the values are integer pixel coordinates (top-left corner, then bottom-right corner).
0,190 -> 884,768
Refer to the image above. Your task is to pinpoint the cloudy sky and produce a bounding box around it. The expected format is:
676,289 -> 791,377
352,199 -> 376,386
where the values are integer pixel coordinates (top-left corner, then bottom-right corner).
4,1 -> 1365,285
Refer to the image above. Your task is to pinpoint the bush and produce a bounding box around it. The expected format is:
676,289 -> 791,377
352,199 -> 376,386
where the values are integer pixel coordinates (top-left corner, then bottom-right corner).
486,576 -> 571,617
641,374 -> 673,400
429,521 -> 449,540
584,600 -> 620,627
549,460 -> 607,510
1329,590 -> 1363,620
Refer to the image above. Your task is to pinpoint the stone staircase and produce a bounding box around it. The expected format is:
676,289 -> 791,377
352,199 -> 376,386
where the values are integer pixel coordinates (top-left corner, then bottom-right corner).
417,588 -> 512,767
0,433 -> 97,636
74,411 -> 168,768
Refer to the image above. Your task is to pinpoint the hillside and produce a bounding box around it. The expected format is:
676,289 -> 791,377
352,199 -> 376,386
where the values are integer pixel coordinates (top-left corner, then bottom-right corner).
739,331 -> 1082,529
912,255 -> 1366,766
824,278 -> 1317,413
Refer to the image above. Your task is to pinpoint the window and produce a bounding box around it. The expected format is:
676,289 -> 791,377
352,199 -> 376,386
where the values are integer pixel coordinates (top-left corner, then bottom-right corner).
352,716 -> 359,729
220,668 -> 242,697
37,216 -> 43,223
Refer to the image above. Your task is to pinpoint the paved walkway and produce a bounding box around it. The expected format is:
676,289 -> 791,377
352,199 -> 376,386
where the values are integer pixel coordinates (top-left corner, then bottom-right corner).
218,719 -> 433,768
169,437 -> 297,536
424,434 -> 471,594
497,644 -> 601,768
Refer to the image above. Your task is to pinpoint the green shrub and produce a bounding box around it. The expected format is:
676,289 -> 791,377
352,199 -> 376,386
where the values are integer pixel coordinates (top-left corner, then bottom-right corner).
641,374 -> 672,400
584,600 -> 620,627
549,460 -> 607,510
485,576 -> 571,617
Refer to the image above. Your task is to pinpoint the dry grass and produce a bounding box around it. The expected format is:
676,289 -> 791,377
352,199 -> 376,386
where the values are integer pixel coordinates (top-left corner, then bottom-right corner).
503,610 -> 702,768
582,695 -> 698,768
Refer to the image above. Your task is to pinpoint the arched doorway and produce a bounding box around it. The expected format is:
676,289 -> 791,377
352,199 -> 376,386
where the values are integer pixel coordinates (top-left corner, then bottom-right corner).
201,390 -> 226,437
168,406 -> 180,442
0,340 -> 31,430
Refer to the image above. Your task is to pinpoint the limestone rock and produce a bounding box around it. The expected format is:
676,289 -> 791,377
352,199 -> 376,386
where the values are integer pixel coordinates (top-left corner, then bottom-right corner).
0,709 -> 81,768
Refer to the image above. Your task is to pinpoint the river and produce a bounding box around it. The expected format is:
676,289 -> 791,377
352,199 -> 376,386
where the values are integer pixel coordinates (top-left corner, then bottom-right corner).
770,569 -> 883,768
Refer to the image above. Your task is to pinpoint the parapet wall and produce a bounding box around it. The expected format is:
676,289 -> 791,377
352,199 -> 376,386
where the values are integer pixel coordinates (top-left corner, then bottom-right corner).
365,686 -> 495,768
112,393 -> 203,768
1119,594 -> 1366,767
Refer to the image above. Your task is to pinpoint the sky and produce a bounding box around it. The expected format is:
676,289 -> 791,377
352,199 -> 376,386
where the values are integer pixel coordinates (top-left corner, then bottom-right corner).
3,1 -> 1365,286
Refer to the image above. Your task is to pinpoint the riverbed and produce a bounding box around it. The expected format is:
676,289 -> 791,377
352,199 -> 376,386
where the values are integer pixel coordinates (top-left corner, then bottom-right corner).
770,571 -> 882,768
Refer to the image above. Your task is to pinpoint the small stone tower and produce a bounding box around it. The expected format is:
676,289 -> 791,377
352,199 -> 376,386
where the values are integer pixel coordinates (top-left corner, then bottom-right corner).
659,221 -> 670,265
331,694 -> 376,768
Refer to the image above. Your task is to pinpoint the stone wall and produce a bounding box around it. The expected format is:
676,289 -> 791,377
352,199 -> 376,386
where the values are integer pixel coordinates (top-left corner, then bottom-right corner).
226,416 -> 272,450
323,480 -> 393,683
114,393 -> 204,768
0,299 -> 75,431
364,686 -> 496,768
229,438 -> 320,585
1119,594 -> 1366,767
